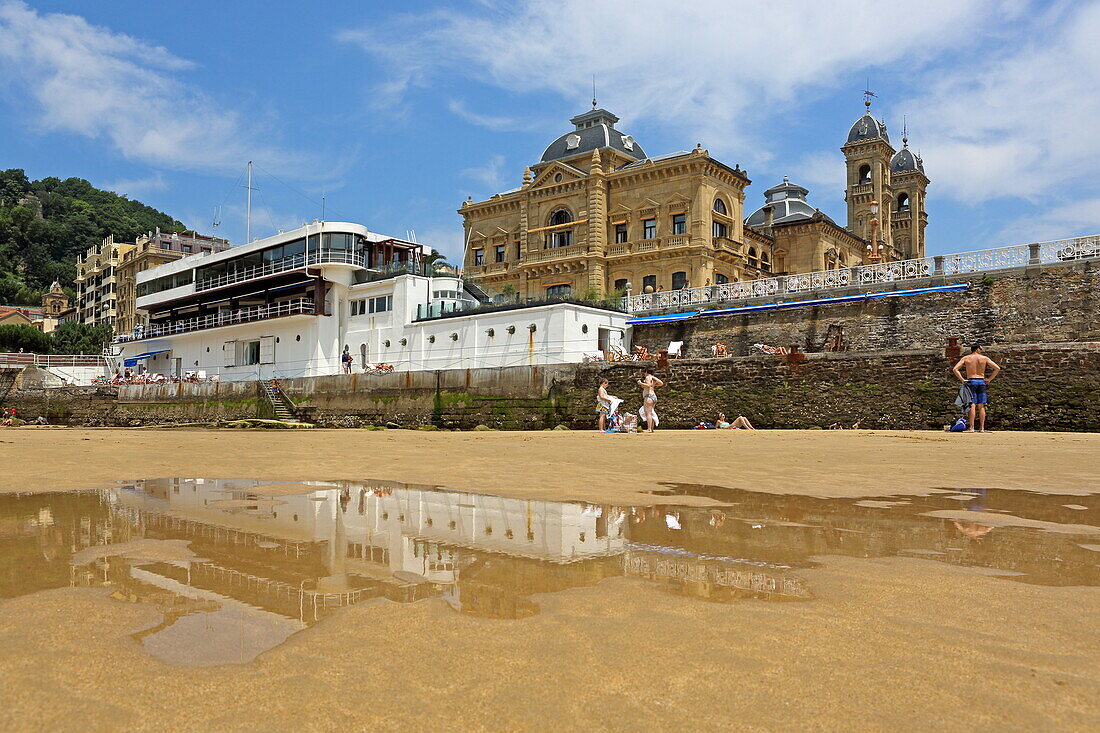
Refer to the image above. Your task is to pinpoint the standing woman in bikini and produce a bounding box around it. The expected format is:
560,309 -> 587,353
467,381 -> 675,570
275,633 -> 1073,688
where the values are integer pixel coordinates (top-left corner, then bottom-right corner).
637,368 -> 665,433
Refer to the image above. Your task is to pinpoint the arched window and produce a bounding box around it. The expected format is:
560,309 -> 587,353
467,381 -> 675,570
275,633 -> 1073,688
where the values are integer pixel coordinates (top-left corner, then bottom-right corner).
671,271 -> 687,289
858,165 -> 872,185
760,251 -> 771,272
642,274 -> 657,292
712,198 -> 728,216
897,192 -> 910,212
715,273 -> 729,284
748,247 -> 758,267
549,209 -> 572,226
546,208 -> 574,249
546,283 -> 571,299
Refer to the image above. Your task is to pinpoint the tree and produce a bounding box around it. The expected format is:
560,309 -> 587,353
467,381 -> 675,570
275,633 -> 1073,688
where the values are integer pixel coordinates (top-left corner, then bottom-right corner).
50,322 -> 113,355
0,324 -> 53,354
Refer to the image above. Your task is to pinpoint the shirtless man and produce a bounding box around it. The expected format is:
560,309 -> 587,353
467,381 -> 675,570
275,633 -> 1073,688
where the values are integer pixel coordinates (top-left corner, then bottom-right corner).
952,343 -> 1001,433
637,368 -> 665,433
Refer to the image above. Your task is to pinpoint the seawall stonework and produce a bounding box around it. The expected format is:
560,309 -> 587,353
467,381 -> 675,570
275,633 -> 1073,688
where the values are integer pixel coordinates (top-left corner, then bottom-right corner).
631,260 -> 1098,357
5,343 -> 1097,431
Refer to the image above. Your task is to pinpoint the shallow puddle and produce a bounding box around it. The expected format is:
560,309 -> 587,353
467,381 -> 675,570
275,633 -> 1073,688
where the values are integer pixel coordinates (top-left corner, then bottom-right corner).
1,480 -> 1097,666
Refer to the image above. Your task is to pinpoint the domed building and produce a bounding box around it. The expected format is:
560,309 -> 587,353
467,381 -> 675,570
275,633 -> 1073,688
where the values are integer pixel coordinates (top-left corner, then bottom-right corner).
743,96 -> 930,270
461,104 -> 767,299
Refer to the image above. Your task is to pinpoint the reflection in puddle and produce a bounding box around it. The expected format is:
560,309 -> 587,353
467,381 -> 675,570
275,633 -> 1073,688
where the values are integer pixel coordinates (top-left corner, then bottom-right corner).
1,481 -> 1096,666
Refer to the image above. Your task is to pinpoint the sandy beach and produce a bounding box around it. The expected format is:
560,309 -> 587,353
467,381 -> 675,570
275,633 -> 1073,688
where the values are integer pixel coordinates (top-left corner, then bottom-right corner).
1,427 -> 1098,731
2,427 -> 1097,499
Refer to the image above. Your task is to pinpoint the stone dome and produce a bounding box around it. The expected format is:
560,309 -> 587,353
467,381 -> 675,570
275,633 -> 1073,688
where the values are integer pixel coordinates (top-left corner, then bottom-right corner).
745,176 -> 835,227
890,146 -> 924,174
846,112 -> 890,144
540,107 -> 647,164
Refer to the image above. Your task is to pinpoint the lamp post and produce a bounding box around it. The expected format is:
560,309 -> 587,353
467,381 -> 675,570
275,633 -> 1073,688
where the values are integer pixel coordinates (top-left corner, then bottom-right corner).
868,199 -> 882,264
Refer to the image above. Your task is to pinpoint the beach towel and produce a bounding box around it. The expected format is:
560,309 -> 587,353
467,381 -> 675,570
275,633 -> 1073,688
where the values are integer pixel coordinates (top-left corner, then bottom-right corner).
638,405 -> 659,427
954,382 -> 973,414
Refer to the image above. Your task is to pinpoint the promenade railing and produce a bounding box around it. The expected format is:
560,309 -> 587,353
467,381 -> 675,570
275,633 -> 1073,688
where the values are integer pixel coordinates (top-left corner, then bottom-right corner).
115,299 -> 315,343
0,353 -> 109,368
622,234 -> 1100,314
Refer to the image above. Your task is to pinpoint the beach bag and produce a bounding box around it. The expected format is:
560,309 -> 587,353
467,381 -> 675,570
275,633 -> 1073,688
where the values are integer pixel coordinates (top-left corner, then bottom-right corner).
948,417 -> 967,432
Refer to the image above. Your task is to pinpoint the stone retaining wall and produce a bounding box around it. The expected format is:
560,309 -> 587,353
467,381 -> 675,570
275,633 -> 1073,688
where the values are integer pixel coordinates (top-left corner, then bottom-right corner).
4,343 -> 1096,431
632,260 -> 1098,357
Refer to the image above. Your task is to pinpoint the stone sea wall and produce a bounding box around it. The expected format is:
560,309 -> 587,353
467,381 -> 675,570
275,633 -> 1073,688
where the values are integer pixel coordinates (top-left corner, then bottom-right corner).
631,260 -> 1099,357
4,343 -> 1097,431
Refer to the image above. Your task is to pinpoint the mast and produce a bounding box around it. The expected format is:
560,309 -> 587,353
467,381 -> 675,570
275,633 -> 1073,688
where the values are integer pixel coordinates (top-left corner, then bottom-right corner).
245,161 -> 253,243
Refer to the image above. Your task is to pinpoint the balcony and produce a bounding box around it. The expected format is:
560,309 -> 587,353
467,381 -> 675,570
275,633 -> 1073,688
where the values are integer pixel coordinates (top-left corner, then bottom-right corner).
712,237 -> 743,255
850,184 -> 873,196
194,250 -> 365,293
526,243 -> 587,263
116,299 -> 316,342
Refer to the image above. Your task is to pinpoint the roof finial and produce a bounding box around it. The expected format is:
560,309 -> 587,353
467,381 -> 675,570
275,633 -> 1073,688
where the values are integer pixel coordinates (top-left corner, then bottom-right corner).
592,75 -> 597,110
902,114 -> 909,147
863,80 -> 876,111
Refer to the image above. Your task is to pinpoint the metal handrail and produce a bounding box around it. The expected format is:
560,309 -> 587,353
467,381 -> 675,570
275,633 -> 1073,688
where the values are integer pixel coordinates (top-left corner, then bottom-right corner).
622,234 -> 1100,313
0,353 -> 109,367
115,299 -> 315,342
193,250 -> 365,292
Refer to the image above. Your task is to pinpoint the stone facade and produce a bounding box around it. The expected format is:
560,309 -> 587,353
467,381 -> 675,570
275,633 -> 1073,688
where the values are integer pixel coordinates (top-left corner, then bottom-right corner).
461,107 -> 770,299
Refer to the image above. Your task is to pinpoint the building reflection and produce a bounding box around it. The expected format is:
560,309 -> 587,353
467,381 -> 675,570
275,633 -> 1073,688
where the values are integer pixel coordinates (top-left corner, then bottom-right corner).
1,481 -> 1095,665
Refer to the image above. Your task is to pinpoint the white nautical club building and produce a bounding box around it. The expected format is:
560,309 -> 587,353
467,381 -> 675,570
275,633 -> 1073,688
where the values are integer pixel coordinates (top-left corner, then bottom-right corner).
114,222 -> 627,379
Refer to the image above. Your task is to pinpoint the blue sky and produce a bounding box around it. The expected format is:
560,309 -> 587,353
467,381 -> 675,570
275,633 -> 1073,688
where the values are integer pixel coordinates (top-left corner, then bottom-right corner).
2,0 -> 1099,262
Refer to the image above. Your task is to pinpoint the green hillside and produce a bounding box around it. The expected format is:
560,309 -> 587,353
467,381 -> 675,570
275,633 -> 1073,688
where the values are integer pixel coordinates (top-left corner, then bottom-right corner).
0,169 -> 184,306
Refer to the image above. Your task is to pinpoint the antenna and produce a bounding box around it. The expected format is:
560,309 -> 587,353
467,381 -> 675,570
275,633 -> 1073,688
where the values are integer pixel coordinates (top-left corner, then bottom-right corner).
241,161 -> 257,243
212,205 -> 221,233
592,75 -> 597,109
321,190 -> 326,222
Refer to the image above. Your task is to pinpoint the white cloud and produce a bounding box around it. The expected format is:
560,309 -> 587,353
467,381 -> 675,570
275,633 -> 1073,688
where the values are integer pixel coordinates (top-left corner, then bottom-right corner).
346,0 -> 999,164
447,99 -> 531,131
101,173 -> 168,199
460,154 -> 508,192
0,1 -> 303,173
898,2 -> 1100,204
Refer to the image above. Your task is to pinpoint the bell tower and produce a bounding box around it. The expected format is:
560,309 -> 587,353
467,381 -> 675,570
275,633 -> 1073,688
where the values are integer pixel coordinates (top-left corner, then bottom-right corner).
842,94 -> 896,261
888,119 -> 930,260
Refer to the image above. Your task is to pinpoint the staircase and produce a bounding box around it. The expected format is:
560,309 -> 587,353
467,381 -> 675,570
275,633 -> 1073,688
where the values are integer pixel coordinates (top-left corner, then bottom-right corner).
260,379 -> 298,422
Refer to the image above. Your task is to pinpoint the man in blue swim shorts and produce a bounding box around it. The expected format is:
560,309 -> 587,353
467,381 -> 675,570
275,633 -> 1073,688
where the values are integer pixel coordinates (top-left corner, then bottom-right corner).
952,343 -> 1002,432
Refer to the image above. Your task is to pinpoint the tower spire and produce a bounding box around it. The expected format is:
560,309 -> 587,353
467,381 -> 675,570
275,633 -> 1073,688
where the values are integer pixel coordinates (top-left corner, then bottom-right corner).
863,80 -> 876,112
902,114 -> 909,147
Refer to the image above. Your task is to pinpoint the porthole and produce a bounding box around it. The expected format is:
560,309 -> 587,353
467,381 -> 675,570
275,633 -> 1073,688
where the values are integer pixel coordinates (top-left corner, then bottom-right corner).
275,337 -> 280,344
205,347 -> 210,353
296,335 -> 301,342
581,324 -> 588,334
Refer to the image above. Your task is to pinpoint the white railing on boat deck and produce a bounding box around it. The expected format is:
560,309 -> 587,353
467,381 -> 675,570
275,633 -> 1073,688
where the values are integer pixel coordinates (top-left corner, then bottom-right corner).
622,234 -> 1100,314
115,299 -> 316,342
193,250 -> 365,292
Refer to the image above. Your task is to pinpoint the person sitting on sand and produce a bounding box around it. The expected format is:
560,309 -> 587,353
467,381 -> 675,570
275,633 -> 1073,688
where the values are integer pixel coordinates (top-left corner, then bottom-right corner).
716,412 -> 755,430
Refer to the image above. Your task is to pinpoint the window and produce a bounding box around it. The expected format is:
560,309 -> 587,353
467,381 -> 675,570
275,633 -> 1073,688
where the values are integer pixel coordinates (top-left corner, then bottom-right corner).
897,192 -> 910,212
713,198 -> 728,216
546,284 -> 571,299
613,278 -> 628,292
515,242 -> 522,259
642,218 -> 656,239
761,252 -> 771,272
238,340 -> 261,366
473,249 -> 483,266
615,224 -> 628,243
671,214 -> 686,235
712,220 -> 728,239
672,271 -> 688,290
550,209 -> 572,226
858,164 -> 872,185
715,273 -> 729,284
495,245 -> 506,263
352,296 -> 392,316
748,247 -> 758,267
642,274 -> 656,292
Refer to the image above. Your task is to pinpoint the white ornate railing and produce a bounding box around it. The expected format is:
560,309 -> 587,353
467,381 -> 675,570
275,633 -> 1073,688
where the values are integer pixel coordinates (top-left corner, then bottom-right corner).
115,299 -> 316,342
623,235 -> 1100,313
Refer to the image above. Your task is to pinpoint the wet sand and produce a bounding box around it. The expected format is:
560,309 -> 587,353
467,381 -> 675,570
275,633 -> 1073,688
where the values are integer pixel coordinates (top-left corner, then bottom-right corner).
1,428 -> 1098,731
1,559 -> 1097,731
2,428 -> 1097,500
